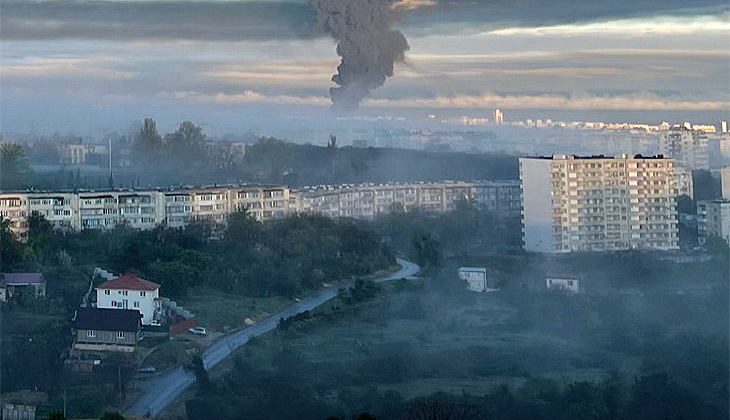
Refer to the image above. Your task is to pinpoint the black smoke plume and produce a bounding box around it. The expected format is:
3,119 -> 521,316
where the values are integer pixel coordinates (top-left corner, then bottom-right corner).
309,0 -> 410,112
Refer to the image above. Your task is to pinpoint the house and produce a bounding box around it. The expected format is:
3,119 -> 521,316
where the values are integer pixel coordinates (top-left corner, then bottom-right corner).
73,307 -> 142,354
0,273 -> 46,302
546,275 -> 580,293
458,267 -> 487,292
96,273 -> 161,325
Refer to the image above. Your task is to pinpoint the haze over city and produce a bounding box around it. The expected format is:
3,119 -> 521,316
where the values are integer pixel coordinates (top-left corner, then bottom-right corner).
1,1 -> 729,420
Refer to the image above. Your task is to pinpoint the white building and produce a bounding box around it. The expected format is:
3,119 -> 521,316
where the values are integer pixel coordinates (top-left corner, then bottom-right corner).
697,199 -> 730,245
520,154 -> 680,253
675,166 -> 694,199
494,109 -> 504,125
546,275 -> 580,293
0,184 -> 290,238
458,267 -> 487,292
660,126 -> 709,170
96,273 -> 161,325
721,167 -> 730,200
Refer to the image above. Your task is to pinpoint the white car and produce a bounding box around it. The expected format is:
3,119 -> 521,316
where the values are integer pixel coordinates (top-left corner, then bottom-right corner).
188,327 -> 208,336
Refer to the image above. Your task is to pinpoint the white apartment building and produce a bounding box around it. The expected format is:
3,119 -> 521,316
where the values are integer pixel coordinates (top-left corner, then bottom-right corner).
0,184 -> 290,238
292,180 -> 520,220
697,199 -> 730,245
660,126 -> 709,170
520,154 -> 679,253
675,166 -> 694,199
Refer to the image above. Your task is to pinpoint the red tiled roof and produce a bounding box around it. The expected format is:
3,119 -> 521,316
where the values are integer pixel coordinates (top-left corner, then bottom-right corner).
97,273 -> 160,291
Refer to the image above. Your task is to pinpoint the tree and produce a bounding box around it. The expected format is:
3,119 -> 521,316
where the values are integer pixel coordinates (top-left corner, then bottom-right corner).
0,216 -> 23,270
46,411 -> 67,420
99,411 -> 125,420
134,118 -> 163,157
185,351 -> 212,393
676,194 -> 695,214
413,233 -> 442,270
164,121 -> 207,168
1,142 -> 32,189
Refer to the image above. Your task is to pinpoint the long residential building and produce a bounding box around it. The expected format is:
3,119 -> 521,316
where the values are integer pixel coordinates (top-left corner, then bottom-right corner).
520,154 -> 680,253
290,180 -> 521,220
1,180 -> 521,238
0,184 -> 289,239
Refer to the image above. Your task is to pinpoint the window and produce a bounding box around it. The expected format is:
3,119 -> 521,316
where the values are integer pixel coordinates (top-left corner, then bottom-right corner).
122,290 -> 128,296
140,291 -> 146,297
104,290 -> 110,295
87,330 -> 96,337
111,301 -> 116,307
133,301 -> 139,308
117,331 -> 125,339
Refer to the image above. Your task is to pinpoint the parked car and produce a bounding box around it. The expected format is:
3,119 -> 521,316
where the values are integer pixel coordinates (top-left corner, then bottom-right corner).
188,327 -> 208,336
137,366 -> 156,374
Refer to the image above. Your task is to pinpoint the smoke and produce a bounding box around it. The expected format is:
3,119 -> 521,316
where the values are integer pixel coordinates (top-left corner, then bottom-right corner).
308,0 -> 410,112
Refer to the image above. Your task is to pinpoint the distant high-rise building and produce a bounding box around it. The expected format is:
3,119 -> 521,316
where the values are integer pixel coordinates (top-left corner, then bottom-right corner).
721,167 -> 730,200
697,199 -> 730,245
659,126 -> 709,170
721,121 -> 728,133
494,109 -> 503,124
520,154 -> 679,253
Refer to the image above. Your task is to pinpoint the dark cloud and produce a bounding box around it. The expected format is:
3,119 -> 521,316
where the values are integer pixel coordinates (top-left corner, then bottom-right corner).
1,1 -> 315,41
1,0 -> 727,42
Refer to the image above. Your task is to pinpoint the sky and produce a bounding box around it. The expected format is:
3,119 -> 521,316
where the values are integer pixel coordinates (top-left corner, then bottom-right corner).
1,0 -> 729,136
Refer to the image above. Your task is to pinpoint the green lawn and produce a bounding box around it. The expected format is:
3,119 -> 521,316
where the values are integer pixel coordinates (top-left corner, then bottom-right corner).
178,286 -> 294,332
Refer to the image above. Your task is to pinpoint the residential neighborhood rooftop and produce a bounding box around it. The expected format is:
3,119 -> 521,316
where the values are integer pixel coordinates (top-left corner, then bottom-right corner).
97,273 -> 160,291
0,273 -> 45,286
74,307 -> 142,332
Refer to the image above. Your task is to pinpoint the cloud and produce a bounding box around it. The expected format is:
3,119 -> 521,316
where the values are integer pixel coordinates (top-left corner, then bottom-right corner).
1,1 -> 314,41
160,89 -> 729,111
364,93 -> 730,110
2,0 -> 726,41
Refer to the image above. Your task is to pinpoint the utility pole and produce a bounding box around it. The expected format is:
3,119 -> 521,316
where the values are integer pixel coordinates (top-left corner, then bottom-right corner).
63,388 -> 67,417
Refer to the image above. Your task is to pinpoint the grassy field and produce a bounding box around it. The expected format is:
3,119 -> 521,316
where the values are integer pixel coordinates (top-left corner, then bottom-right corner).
178,286 -> 294,332
207,279 -> 639,401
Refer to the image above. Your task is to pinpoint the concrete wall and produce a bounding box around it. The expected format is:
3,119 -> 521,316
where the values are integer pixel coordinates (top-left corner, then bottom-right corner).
519,158 -> 555,252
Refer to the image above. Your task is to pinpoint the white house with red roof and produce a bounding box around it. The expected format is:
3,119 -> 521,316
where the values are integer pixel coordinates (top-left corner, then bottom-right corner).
96,273 -> 160,325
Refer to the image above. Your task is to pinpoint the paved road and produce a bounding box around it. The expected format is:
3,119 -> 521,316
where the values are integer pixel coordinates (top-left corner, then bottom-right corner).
124,258 -> 419,418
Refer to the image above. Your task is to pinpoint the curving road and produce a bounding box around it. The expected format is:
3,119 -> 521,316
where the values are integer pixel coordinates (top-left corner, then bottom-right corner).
124,258 -> 419,418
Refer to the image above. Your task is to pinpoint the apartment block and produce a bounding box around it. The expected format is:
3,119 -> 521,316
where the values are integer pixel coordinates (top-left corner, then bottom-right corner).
520,154 -> 679,253
660,126 -> 709,170
697,199 -> 730,245
292,180 -> 520,220
0,184 -> 290,238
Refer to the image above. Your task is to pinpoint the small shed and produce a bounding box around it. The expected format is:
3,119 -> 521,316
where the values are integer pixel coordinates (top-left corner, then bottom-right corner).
458,267 -> 488,292
0,273 -> 46,302
546,274 -> 580,293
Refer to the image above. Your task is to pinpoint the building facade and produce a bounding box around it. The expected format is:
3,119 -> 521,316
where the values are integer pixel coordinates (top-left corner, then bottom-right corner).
0,184 -> 289,238
73,308 -> 142,354
697,199 -> 730,245
520,154 -> 680,253
1,180 -> 521,238
96,273 -> 161,325
660,126 -> 709,170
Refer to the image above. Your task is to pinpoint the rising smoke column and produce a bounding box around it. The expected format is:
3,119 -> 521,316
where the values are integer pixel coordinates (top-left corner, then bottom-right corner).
309,0 -> 410,112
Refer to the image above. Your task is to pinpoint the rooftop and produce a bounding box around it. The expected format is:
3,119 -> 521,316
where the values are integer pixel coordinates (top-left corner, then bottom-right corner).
74,307 -> 141,332
97,273 -> 160,291
0,273 -> 45,287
